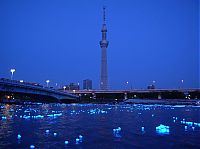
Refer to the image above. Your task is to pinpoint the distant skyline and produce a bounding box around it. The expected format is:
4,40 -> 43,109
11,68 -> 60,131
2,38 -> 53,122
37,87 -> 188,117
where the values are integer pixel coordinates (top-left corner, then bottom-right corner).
0,0 -> 199,89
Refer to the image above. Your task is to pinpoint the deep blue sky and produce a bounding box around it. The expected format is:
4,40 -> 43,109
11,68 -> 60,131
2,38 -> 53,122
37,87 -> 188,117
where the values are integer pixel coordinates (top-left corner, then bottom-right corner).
0,0 -> 199,89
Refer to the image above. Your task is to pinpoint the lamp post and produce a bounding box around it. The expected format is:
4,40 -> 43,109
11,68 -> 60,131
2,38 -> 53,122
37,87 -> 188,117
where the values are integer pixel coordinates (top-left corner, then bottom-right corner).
63,86 -> 66,91
181,79 -> 184,89
10,69 -> 16,80
126,81 -> 129,90
46,80 -> 50,87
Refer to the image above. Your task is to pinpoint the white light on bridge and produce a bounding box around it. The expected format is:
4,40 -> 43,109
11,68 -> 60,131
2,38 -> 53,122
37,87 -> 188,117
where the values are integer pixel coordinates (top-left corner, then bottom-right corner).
63,86 -> 66,91
46,80 -> 50,87
19,80 -> 24,83
10,68 -> 16,80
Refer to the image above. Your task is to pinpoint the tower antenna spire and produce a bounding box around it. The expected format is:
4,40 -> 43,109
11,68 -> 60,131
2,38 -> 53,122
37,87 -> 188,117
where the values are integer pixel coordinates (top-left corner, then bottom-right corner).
100,5 -> 109,90
103,6 -> 106,24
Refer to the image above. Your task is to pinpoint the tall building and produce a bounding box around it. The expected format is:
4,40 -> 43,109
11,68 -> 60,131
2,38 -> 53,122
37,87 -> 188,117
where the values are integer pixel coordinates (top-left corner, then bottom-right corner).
100,6 -> 109,90
83,79 -> 92,90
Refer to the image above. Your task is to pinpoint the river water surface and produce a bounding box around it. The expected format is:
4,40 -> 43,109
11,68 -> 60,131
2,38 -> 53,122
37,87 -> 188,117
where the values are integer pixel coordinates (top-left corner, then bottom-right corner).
0,103 -> 200,149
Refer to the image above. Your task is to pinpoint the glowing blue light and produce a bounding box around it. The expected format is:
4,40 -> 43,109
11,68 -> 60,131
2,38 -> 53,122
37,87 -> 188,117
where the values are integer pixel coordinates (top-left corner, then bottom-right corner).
76,138 -> 80,144
117,127 -> 121,131
194,123 -> 198,126
23,115 -> 31,119
141,127 -> 144,132
53,133 -> 57,136
34,115 -> 44,119
192,127 -> 195,130
45,130 -> 49,133
1,116 -> 6,120
64,140 -> 69,145
17,134 -> 21,139
185,122 -> 193,126
30,145 -> 35,148
79,135 -> 83,140
185,126 -> 187,130
113,127 -> 122,138
156,124 -> 170,135
54,113 -> 62,117
47,114 -> 54,117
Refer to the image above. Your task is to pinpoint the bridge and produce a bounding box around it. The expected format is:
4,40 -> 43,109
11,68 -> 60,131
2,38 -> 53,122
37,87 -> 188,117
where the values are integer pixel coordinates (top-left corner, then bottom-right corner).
69,88 -> 200,102
0,78 -> 79,103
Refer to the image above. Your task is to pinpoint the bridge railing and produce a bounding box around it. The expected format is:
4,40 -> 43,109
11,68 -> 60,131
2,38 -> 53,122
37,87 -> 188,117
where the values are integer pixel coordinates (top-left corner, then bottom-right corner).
0,78 -> 78,98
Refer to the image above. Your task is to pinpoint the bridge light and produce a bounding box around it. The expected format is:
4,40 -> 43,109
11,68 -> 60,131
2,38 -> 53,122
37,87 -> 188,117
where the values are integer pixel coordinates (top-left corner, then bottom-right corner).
63,86 -> 66,91
20,80 -> 24,83
10,68 -> 16,80
46,80 -> 50,87
181,79 -> 184,89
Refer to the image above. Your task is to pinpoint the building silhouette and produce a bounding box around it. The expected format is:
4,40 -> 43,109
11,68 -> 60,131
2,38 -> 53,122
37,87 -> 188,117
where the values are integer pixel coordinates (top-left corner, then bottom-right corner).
100,6 -> 109,90
83,79 -> 92,90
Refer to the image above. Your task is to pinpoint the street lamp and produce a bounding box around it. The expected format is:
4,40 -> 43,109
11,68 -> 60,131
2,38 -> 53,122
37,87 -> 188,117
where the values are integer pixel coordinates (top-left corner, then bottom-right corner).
126,81 -> 129,90
10,69 -> 16,80
63,86 -> 66,91
46,80 -> 50,87
181,79 -> 184,89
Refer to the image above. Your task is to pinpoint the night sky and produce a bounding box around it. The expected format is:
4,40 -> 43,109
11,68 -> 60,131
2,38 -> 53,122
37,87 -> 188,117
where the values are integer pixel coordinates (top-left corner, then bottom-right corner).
0,0 -> 199,89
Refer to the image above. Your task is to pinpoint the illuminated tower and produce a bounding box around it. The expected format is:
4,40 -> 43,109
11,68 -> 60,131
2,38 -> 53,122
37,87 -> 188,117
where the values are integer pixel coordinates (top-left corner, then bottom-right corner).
100,6 -> 109,90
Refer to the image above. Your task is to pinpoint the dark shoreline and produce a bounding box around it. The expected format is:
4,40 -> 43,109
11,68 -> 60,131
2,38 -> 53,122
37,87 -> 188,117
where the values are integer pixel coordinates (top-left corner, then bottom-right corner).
1,98 -> 200,106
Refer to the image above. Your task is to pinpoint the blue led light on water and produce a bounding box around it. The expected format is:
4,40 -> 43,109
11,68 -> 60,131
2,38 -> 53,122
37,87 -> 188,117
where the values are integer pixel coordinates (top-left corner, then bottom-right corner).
54,113 -> 62,117
185,126 -> 187,130
53,133 -> 57,136
64,140 -> 69,145
17,134 -> 21,139
30,145 -> 35,148
1,116 -> 6,120
79,135 -> 83,141
113,127 -> 122,138
45,130 -> 49,133
156,124 -> 170,135
76,138 -> 80,144
34,115 -> 44,119
141,127 -> 145,132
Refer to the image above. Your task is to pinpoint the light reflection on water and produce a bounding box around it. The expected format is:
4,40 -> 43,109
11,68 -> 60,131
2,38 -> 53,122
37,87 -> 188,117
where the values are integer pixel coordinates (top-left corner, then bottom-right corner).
0,103 -> 200,148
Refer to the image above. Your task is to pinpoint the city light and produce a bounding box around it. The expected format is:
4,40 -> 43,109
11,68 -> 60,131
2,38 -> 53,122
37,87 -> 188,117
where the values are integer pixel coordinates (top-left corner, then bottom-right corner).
46,80 -> 50,87
63,86 -> 66,91
181,80 -> 184,89
10,68 -> 16,80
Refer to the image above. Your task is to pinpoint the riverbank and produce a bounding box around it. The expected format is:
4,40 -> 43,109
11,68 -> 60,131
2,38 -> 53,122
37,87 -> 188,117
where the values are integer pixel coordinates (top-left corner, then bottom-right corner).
124,99 -> 200,105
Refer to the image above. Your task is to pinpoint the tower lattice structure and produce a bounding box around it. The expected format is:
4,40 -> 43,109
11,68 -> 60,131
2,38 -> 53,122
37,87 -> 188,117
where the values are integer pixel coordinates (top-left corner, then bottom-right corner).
100,6 -> 109,90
